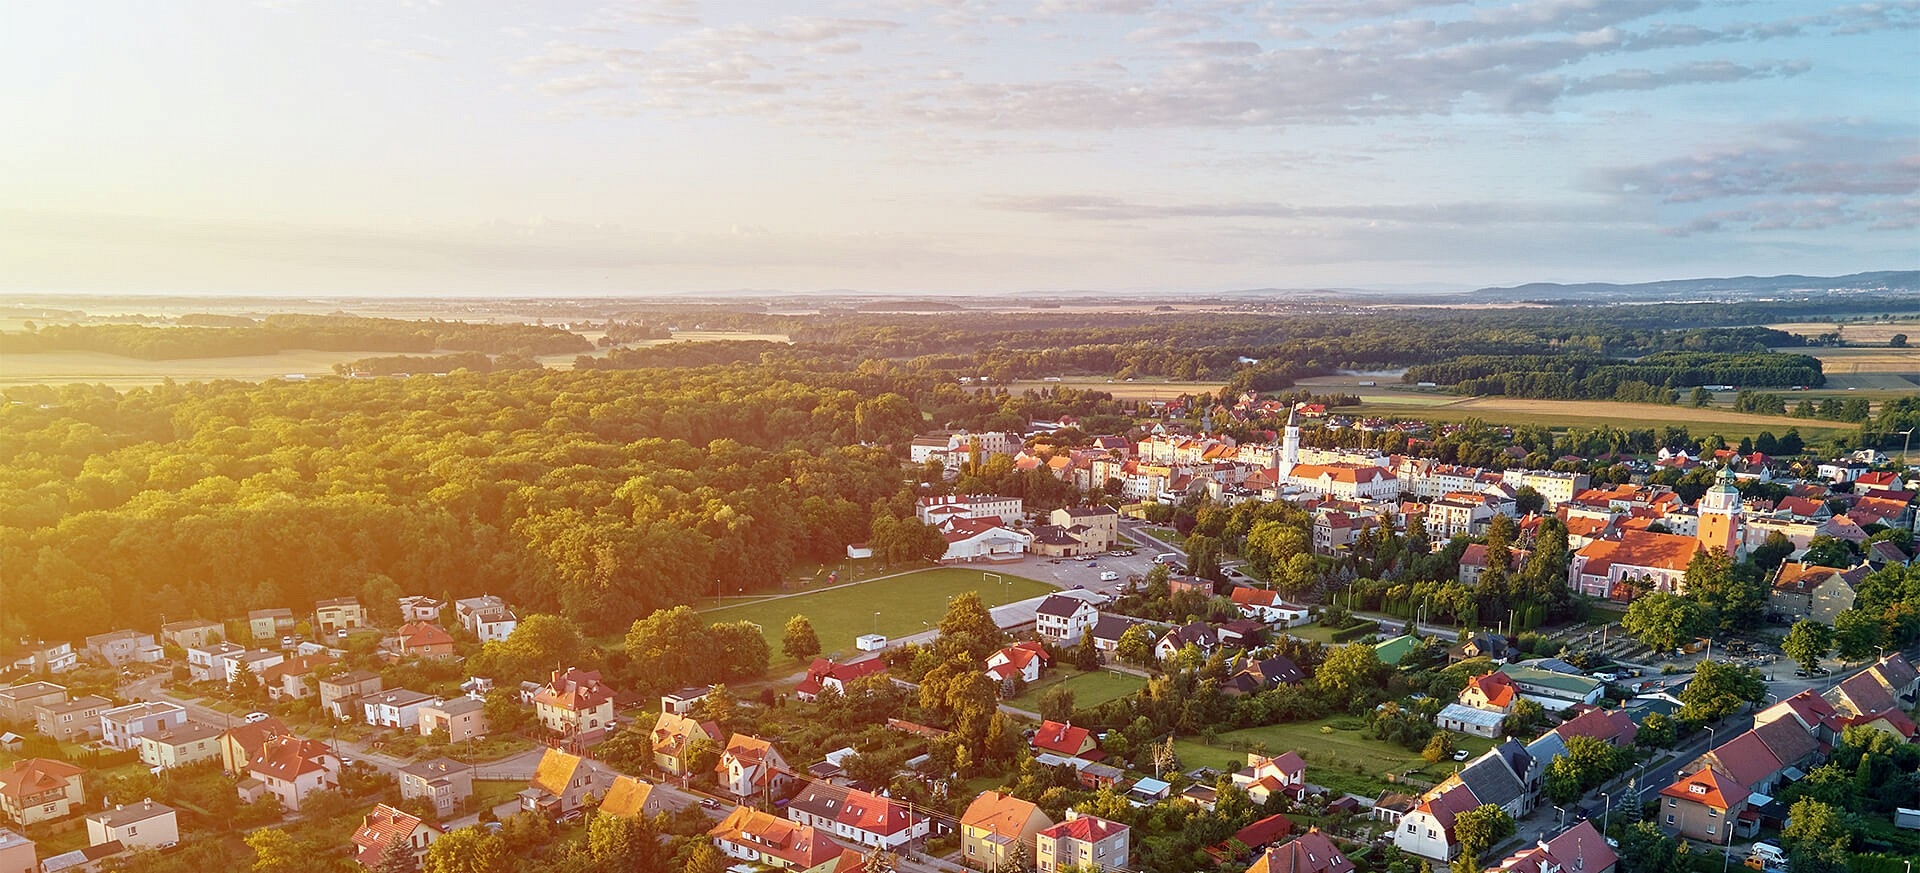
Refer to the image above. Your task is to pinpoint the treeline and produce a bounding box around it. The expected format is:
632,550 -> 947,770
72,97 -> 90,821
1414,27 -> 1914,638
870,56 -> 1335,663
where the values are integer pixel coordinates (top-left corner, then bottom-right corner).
598,321 -> 672,344
0,315 -> 591,359
576,339 -> 789,369
0,366 -> 929,642
1405,351 -> 1824,400
329,351 -> 542,376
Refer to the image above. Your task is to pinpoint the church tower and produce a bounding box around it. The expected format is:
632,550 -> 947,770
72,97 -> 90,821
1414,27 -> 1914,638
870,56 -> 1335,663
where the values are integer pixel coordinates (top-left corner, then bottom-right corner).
1280,403 -> 1301,475
1696,465 -> 1744,556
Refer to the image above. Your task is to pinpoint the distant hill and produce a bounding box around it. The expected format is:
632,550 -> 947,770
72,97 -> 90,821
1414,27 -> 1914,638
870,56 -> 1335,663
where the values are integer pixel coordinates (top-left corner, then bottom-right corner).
1472,271 -> 1920,303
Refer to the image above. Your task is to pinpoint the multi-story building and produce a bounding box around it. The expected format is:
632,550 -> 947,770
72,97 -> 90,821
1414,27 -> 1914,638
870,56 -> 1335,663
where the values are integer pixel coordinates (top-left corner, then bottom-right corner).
219,717 -> 291,774
1769,562 -> 1864,624
0,682 -> 66,724
1659,767 -> 1743,844
10,642 -> 76,675
960,791 -> 1052,871
185,642 -> 245,683
417,697 -> 488,742
85,800 -> 177,851
0,759 -> 86,826
159,619 -> 222,650
319,671 -> 383,721
1568,530 -> 1701,601
715,734 -> 791,803
532,668 -> 615,742
398,759 -> 473,817
397,596 -> 445,624
247,609 -> 295,643
1035,813 -> 1128,873
363,689 -> 438,730
138,721 -> 223,770
351,803 -> 440,869
82,630 -> 161,667
454,596 -> 518,643
99,701 -> 187,750
917,494 -> 1024,526
247,735 -> 339,811
35,695 -> 109,742
786,781 -> 928,850
1500,469 -> 1591,509
314,598 -> 366,635
708,805 -> 844,869
1033,594 -> 1101,644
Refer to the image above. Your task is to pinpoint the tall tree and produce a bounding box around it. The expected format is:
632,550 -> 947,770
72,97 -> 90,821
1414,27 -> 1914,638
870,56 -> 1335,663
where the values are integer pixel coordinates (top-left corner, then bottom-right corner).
1782,619 -> 1833,675
937,591 -> 1004,661
1621,592 -> 1700,655
782,615 -> 821,662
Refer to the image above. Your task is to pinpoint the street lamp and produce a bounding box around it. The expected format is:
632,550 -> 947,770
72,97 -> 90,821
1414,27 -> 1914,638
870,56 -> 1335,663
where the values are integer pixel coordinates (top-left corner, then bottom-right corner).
1898,428 -> 1914,468
1600,791 -> 1611,836
873,612 -> 881,635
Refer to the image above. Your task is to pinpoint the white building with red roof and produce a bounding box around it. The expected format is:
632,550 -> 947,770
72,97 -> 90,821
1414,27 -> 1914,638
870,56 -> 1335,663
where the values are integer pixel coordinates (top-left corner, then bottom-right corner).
916,494 -> 1024,525
1036,813 -> 1129,873
1394,781 -> 1478,861
710,804 -> 846,869
984,642 -> 1048,687
1248,829 -> 1356,873
351,803 -> 440,869
1489,821 -> 1617,873
1031,721 -> 1098,759
1460,672 -> 1517,714
936,516 -> 1032,562
1232,751 -> 1308,804
532,667 -> 615,743
247,735 -> 339,811
786,781 -> 928,849
795,659 -> 888,701
716,734 -> 792,803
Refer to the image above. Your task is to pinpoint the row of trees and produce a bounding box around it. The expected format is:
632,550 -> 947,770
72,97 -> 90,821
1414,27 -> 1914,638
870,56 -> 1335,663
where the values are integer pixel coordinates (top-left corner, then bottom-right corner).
2,314 -> 592,359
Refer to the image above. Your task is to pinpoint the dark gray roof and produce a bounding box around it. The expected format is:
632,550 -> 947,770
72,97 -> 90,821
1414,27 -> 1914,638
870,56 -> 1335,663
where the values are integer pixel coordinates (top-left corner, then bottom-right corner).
1035,594 -> 1089,619
786,780 -> 851,819
1456,750 -> 1527,811
1091,614 -> 1142,642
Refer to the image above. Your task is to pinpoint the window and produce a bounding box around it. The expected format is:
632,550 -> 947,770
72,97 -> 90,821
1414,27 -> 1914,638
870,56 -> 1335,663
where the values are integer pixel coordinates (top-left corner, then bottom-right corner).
1427,829 -> 1436,838
1665,815 -> 1675,825
127,827 -> 136,836
1406,824 -> 1416,833
1667,799 -> 1677,807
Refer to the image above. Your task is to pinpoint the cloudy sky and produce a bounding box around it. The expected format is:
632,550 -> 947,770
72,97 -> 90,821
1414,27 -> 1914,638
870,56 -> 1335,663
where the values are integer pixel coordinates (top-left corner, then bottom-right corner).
2,0 -> 1915,295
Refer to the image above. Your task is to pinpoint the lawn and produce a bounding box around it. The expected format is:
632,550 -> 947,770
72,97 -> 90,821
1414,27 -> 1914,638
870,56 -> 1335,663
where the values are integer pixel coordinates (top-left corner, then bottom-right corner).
701,567 -> 1057,670
1170,717 -> 1498,799
470,778 -> 523,813
1008,668 -> 1148,712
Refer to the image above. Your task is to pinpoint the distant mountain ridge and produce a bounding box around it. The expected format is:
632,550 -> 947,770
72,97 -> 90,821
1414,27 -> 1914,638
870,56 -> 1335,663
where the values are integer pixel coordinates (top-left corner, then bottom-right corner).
1472,270 -> 1920,302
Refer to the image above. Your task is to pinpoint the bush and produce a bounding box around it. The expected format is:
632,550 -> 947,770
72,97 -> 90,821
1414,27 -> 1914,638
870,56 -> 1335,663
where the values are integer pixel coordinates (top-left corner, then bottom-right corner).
1331,621 -> 1381,643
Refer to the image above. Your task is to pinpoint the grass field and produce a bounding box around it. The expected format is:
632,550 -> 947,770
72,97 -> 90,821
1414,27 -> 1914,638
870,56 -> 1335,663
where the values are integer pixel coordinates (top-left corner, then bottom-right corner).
1008,668 -> 1148,712
1341,395 -> 1855,439
700,567 -> 1057,670
1767,321 -> 1920,345
1171,717 -> 1497,799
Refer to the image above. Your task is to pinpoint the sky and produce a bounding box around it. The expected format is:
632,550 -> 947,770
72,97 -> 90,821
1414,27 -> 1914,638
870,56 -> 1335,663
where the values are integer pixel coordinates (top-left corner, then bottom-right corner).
1,0 -> 1915,296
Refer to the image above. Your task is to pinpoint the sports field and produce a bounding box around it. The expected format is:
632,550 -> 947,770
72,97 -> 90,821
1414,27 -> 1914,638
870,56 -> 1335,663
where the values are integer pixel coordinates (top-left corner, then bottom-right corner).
700,567 -> 1056,669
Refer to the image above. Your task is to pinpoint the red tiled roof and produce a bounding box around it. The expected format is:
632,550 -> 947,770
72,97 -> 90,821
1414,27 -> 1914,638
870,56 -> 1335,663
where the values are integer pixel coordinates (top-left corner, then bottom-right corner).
1032,720 -> 1094,757
396,622 -> 454,651
796,658 -> 887,696
1229,813 -> 1294,850
1248,830 -> 1355,873
1554,708 -> 1636,746
1660,767 -> 1741,811
532,667 -> 612,713
0,758 -> 84,803
352,803 -> 433,868
1039,814 -> 1128,845
709,805 -> 843,868
250,735 -> 335,782
1465,672 -> 1517,709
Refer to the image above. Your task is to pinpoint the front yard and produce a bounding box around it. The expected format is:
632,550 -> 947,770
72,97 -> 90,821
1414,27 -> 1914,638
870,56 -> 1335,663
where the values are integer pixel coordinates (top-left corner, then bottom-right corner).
1008,668 -> 1148,713
1171,717 -> 1497,799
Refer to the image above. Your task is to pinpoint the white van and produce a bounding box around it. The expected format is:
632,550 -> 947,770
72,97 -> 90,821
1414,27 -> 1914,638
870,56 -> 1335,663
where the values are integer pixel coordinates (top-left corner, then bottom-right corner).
1154,552 -> 1180,564
1748,841 -> 1785,869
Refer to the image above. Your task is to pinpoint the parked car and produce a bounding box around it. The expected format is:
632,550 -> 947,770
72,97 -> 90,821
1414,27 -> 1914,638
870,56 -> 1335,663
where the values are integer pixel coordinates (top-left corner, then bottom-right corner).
244,711 -> 270,724
1099,571 -> 1120,581
699,798 -> 722,810
1451,749 -> 1471,762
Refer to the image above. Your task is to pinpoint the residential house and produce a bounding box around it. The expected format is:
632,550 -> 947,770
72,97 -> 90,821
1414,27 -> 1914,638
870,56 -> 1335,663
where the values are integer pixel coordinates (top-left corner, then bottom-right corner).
85,800 -> 176,851
1862,652 -> 1918,701
35,696 -> 109,742
650,712 -> 721,777
796,659 -> 888,702
709,805 -> 845,870
1429,492 -> 1501,540
218,717 -> 291,774
1459,544 -> 1529,586
222,649 -> 285,686
1825,658 -> 1912,718
247,735 -> 339,811
786,782 -> 928,850
1219,813 -> 1294,859
1686,731 -> 1784,797
660,687 -> 712,715
716,734 -> 792,803
0,759 -> 86,825
185,642 -> 244,683
1436,704 -> 1506,739
984,642 -> 1049,689
960,791 -> 1053,872
532,668 -> 616,744
1035,813 -> 1129,873
453,596 -> 518,643
397,596 -> 444,623
394,622 -> 456,658
319,671 -> 382,721
1460,742 -> 1536,818
99,701 -> 187,750
247,609 -> 295,642
1769,562 -> 1864,624
0,683 -> 66,724
1488,821 -> 1618,873
159,619 -> 221,650
1659,767 -> 1745,844
1553,708 -> 1638,748
1248,830 -> 1356,873
1154,621 -> 1220,662
261,653 -> 334,703
1050,506 -> 1119,550
363,689 -> 438,730
1233,752 -> 1308,804
1749,717 -> 1820,777
1394,782 -> 1478,861
351,803 -> 439,869
138,722 -> 223,770
1089,615 -> 1145,658
10,642 -> 76,675
398,759 -> 473,817
1031,721 -> 1097,760
1451,633 -> 1510,664
417,697 -> 487,742
1753,689 -> 1844,748
1124,778 -> 1171,808
314,598 -> 366,636
598,775 -> 662,820
1228,588 -> 1311,627
1460,672 -> 1517,714
82,630 -> 160,667
518,749 -> 608,817
0,828 -> 35,873
1034,594 -> 1101,644
1225,656 -> 1305,696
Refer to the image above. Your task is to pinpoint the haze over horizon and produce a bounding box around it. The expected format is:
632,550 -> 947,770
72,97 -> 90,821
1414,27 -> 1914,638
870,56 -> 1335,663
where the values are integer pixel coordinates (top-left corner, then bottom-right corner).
3,0 -> 1916,296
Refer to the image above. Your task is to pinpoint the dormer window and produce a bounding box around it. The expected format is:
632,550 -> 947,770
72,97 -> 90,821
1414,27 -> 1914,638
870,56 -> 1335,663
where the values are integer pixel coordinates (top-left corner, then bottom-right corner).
1689,784 -> 1706,794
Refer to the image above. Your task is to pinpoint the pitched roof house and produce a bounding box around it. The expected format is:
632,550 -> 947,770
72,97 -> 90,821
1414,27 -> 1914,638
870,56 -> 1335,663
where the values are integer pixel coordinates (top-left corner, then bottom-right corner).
1233,751 -> 1308,804
598,775 -> 661,820
1034,594 -> 1101,644
219,716 -> 291,774
984,642 -> 1049,687
1753,689 -> 1843,747
350,803 -> 440,869
1035,814 -> 1129,873
247,736 -> 339,812
716,734 -> 792,802
786,781 -> 929,849
650,711 -> 722,776
519,748 -> 608,817
1659,767 -> 1745,844
532,668 -> 616,744
961,791 -> 1053,872
1461,672 -> 1517,713
1489,820 -> 1618,873
1552,708 -> 1637,747
1247,830 -> 1356,873
394,622 -> 456,658
1031,721 -> 1097,759
710,805 -> 845,869
1225,656 -> 1306,696
0,759 -> 86,826
1769,562 -> 1865,624
795,659 -> 888,701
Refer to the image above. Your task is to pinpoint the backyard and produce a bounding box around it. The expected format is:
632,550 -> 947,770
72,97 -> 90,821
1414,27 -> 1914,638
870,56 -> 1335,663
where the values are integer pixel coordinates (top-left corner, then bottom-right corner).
701,567 -> 1058,671
1171,716 -> 1497,800
1008,668 -> 1148,713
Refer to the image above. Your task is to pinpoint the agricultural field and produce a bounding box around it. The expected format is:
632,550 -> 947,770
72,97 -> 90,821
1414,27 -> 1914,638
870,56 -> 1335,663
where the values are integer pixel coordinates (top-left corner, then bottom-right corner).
1333,393 -> 1856,440
1008,667 -> 1148,712
0,348 -> 378,388
700,567 -> 1057,671
1767,321 -> 1920,346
